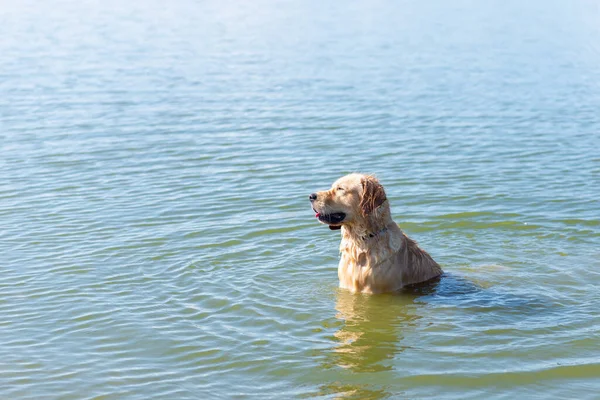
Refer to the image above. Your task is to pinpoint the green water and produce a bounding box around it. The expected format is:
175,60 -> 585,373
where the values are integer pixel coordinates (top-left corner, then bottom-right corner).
1,0 -> 600,399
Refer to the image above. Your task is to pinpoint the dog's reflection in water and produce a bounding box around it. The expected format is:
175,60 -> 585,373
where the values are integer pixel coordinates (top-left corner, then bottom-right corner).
314,282 -> 436,399
327,278 -> 440,373
314,276 -> 494,398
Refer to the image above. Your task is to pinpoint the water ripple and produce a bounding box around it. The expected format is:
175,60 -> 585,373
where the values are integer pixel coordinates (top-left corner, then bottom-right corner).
2,0 -> 600,399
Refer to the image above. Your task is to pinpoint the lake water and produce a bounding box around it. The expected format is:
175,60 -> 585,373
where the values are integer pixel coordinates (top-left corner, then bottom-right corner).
1,0 -> 599,398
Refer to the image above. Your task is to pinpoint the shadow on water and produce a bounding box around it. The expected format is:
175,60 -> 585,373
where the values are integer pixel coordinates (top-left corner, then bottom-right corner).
312,273 -> 552,399
407,272 -> 552,314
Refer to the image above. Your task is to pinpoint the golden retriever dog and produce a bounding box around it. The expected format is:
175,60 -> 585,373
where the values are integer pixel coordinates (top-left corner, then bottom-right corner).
309,173 -> 442,294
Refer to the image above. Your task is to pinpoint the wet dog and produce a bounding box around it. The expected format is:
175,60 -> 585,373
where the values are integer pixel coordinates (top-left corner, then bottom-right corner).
310,173 -> 442,293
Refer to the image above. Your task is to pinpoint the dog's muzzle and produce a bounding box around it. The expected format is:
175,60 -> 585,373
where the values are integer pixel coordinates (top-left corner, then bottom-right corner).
310,193 -> 345,229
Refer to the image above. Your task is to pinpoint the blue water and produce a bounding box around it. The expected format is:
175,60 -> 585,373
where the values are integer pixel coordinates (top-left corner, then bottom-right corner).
1,0 -> 599,399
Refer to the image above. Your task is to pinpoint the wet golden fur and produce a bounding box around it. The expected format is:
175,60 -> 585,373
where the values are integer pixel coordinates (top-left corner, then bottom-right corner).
311,173 -> 442,294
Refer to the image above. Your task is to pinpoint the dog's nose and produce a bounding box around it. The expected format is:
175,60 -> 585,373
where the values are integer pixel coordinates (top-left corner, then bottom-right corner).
309,193 -> 318,202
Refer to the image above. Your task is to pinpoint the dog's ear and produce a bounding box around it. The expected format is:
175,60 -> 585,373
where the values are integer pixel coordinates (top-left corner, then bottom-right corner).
360,176 -> 387,215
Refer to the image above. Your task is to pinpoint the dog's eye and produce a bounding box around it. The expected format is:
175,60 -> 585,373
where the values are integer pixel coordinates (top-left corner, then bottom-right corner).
337,187 -> 344,192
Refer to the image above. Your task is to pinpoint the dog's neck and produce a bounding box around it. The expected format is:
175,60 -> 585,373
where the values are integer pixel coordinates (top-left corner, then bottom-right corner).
339,202 -> 400,267
342,201 -> 393,242
361,226 -> 389,240
340,220 -> 397,253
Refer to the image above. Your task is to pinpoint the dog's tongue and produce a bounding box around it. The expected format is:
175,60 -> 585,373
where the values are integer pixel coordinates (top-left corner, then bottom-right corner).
315,212 -> 321,218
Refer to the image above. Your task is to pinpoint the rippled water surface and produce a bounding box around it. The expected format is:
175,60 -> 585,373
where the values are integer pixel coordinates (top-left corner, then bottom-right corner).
2,0 -> 600,399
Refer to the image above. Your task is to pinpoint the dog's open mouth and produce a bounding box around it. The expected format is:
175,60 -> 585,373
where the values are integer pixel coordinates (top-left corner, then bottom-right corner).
314,210 -> 346,229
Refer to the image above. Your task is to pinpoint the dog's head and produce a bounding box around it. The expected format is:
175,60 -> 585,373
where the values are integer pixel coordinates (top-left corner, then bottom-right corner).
309,173 -> 388,230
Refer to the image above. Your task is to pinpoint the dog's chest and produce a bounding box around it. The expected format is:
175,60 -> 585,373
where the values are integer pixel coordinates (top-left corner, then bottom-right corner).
337,252 -> 402,293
